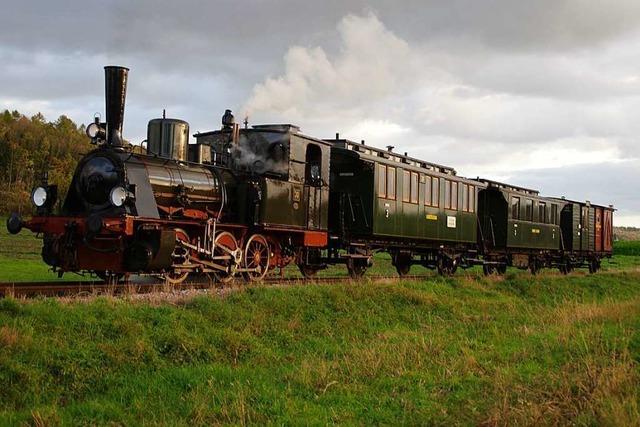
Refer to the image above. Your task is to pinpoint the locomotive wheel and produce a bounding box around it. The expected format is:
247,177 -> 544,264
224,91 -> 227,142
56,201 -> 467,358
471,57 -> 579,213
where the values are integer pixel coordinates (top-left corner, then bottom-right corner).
212,231 -> 239,283
163,229 -> 191,285
242,234 -> 270,282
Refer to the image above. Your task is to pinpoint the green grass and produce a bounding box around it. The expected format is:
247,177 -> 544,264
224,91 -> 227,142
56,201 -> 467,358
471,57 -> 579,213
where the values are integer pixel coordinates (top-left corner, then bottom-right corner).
0,219 -> 94,282
1,270 -> 640,425
613,240 -> 640,257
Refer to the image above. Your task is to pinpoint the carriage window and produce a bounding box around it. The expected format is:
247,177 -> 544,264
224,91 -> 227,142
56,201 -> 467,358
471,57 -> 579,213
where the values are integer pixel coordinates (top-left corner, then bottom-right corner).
424,176 -> 432,206
432,178 -> 439,207
411,172 -> 419,203
378,164 -> 386,198
451,181 -> 458,210
539,202 -> 547,224
469,185 -> 475,213
402,170 -> 410,202
387,166 -> 396,200
525,199 -> 533,221
444,180 -> 451,209
462,184 -> 469,212
511,196 -> 520,220
551,204 -> 558,225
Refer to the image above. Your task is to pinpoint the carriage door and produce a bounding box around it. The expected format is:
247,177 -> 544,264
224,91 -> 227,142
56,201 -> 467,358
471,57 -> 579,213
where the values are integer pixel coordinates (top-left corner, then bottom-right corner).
305,144 -> 322,229
581,206 -> 590,251
594,208 -> 602,251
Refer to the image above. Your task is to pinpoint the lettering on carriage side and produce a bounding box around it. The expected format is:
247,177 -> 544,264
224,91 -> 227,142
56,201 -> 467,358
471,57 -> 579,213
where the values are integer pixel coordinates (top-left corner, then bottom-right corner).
531,228 -> 540,234
339,172 -> 354,177
292,189 -> 301,202
446,216 -> 456,228
426,214 -> 438,221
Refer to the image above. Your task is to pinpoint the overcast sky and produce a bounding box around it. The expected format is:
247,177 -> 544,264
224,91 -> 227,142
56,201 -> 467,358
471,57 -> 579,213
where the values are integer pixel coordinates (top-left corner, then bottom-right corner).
1,0 -> 638,225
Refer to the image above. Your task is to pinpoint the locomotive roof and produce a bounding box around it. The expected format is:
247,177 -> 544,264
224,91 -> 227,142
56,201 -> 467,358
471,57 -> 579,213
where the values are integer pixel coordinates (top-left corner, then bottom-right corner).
194,124 -> 333,146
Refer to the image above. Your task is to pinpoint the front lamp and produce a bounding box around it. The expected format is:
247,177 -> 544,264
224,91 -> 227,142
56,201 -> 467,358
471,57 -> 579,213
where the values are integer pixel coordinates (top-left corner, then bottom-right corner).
86,122 -> 106,140
109,186 -> 128,207
31,186 -> 48,207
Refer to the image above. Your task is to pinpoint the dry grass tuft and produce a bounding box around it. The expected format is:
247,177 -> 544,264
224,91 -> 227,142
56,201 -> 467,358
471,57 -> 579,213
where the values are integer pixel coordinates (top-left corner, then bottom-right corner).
0,325 -> 21,347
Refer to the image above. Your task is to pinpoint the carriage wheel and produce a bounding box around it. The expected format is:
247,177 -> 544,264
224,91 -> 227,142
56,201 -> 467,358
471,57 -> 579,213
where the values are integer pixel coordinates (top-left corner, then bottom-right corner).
496,264 -> 507,275
393,253 -> 411,277
163,229 -> 191,285
212,231 -> 239,284
347,258 -> 368,279
437,256 -> 457,276
242,234 -> 270,282
529,259 -> 540,275
482,265 -> 496,276
298,264 -> 321,278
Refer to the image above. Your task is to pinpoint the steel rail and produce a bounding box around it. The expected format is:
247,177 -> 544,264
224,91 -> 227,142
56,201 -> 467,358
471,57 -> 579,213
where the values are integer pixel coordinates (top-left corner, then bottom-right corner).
0,275 -> 431,298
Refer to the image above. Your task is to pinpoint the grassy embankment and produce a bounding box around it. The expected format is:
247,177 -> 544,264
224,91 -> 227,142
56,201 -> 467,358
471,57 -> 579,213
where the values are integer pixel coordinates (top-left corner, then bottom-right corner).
0,243 -> 639,424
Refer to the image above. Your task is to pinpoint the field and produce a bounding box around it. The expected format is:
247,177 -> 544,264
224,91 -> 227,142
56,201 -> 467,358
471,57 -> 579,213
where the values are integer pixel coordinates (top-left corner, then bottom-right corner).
1,221 -> 640,424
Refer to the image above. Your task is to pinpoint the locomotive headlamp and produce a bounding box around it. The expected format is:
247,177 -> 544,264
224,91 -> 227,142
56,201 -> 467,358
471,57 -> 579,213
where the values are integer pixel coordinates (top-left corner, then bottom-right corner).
109,186 -> 129,207
31,186 -> 48,207
86,122 -> 105,140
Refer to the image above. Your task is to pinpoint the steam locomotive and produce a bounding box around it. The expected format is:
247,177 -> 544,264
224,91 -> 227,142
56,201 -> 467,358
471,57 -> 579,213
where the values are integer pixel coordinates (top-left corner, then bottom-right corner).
6,66 -> 614,283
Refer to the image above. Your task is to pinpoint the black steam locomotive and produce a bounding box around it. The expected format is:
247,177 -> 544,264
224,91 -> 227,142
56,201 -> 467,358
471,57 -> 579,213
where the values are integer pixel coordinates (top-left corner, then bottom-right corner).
6,66 -> 614,283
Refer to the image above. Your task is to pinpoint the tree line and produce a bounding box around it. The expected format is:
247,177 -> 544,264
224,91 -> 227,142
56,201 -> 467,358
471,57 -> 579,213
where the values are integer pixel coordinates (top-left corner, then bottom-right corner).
0,110 -> 89,215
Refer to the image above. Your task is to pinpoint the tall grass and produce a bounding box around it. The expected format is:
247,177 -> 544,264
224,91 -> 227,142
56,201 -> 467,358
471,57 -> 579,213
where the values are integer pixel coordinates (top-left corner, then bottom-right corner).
613,240 -> 640,256
1,271 -> 639,425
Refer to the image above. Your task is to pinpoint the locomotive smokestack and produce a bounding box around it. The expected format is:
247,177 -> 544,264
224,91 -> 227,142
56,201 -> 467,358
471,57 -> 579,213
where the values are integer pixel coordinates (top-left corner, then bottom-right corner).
104,66 -> 129,147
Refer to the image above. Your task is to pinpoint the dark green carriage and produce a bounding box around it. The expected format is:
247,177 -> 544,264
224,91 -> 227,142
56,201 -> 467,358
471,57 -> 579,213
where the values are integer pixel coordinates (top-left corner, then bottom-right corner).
326,139 -> 485,276
477,180 -> 563,252
555,198 -> 614,271
328,139 -> 480,247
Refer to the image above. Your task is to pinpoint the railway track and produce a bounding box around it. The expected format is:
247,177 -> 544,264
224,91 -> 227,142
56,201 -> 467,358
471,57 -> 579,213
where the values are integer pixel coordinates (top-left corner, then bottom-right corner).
0,275 -> 430,298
